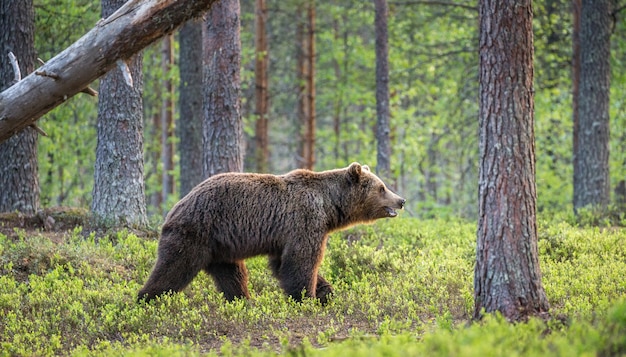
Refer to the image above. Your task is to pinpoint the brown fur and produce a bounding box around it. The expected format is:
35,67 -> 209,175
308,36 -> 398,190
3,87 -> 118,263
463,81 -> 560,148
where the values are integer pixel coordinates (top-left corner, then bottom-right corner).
138,162 -> 405,304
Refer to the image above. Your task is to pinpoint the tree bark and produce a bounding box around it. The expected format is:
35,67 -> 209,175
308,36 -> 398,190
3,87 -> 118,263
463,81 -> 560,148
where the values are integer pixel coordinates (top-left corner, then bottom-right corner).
295,3 -> 308,169
91,0 -> 147,227
178,19 -> 204,197
298,0 -> 316,170
0,0 -> 218,144
374,0 -> 391,182
0,0 -> 39,213
254,0 -> 269,173
161,34 -> 175,202
474,0 -> 550,322
202,0 -> 244,177
573,0 -> 612,212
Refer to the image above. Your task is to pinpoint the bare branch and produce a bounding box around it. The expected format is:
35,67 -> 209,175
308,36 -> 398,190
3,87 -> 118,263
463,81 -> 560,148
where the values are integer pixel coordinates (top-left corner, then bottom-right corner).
81,87 -> 98,97
0,0 -> 219,143
35,70 -> 61,80
29,123 -> 48,137
36,57 -> 97,96
8,52 -> 21,83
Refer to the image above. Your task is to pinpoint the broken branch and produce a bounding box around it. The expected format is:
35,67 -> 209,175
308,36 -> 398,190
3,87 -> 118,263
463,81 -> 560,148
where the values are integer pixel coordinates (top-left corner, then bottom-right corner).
29,123 -> 48,137
35,70 -> 61,80
8,52 -> 21,83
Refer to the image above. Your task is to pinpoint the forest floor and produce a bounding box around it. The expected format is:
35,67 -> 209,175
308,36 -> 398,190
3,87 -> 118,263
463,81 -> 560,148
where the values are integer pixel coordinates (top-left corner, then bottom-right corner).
1,211 -> 625,356
0,207 -> 161,239
0,208 -> 381,353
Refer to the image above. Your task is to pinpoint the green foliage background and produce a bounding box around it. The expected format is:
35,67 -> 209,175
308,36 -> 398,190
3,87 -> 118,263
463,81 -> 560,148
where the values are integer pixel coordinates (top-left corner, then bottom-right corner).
1,218 -> 625,355
9,2 -> 626,355
30,0 -> 626,219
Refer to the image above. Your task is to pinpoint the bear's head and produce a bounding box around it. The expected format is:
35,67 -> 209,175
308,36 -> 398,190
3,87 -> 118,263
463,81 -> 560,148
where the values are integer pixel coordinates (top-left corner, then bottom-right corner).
345,162 -> 406,222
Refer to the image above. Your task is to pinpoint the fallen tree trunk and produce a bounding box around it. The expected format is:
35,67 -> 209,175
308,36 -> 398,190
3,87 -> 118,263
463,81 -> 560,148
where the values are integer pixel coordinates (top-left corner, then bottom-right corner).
0,0 -> 217,143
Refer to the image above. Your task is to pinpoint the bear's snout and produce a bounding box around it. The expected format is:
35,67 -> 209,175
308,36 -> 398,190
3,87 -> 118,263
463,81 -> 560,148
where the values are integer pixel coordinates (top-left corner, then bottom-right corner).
383,197 -> 406,218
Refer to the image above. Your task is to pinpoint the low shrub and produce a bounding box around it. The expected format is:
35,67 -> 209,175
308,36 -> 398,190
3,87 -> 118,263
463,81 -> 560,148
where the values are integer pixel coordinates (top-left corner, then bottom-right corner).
0,217 -> 624,355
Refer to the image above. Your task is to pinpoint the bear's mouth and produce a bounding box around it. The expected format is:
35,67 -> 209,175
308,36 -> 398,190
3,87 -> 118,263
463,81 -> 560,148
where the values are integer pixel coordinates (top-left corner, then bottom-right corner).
384,207 -> 398,217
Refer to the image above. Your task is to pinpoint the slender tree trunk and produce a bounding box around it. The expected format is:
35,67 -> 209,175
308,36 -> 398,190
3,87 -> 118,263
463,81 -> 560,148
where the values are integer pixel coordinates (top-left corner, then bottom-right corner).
331,16 -> 343,166
0,0 -> 39,214
203,0 -> 244,177
92,0 -> 147,227
178,19 -> 204,197
254,0 -> 269,172
299,0 -> 316,170
295,3 -> 308,169
573,0 -> 612,212
161,34 -> 175,202
474,0 -> 549,322
150,102 -> 162,210
374,0 -> 391,182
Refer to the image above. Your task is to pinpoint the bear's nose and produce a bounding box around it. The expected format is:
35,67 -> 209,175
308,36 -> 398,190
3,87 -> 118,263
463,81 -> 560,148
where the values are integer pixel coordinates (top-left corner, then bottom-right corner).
400,199 -> 406,208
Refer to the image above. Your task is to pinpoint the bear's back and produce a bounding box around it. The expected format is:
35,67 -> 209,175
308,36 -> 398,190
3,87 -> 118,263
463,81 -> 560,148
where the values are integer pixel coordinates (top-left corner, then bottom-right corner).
161,172 -> 329,258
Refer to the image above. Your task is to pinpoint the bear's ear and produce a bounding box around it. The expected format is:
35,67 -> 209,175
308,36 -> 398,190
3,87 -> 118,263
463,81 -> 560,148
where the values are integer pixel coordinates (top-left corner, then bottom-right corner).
362,165 -> 370,172
347,162 -> 362,182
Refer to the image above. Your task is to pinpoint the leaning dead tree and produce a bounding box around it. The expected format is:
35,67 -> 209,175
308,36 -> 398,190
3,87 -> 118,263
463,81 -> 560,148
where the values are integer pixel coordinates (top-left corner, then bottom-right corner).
0,0 -> 218,144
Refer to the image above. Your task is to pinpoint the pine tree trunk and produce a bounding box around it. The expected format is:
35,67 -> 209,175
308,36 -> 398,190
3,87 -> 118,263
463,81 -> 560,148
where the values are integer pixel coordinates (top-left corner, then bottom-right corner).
474,0 -> 550,322
299,0 -> 316,170
331,17 -> 342,166
178,19 -> 204,197
374,0 -> 391,182
295,3 -> 308,169
0,0 -> 39,214
161,35 -> 175,202
254,0 -> 269,172
203,0 -> 244,177
91,0 -> 147,227
573,0 -> 612,212
150,103 -> 162,210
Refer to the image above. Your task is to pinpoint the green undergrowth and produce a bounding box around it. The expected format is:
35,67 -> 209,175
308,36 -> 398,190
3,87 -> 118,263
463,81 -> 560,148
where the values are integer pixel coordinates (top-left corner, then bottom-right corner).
0,217 -> 625,356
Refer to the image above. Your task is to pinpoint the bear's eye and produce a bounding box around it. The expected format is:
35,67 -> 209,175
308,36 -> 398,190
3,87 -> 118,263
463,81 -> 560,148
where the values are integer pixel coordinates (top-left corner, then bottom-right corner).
379,186 -> 385,194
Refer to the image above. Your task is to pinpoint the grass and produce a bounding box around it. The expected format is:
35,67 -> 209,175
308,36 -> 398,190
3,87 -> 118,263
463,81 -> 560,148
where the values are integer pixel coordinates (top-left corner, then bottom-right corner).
0,217 -> 625,356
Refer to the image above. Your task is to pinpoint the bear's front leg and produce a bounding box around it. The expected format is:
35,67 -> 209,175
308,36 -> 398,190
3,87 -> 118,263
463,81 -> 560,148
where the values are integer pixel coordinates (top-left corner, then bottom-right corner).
278,240 -> 329,303
270,255 -> 333,305
315,274 -> 333,305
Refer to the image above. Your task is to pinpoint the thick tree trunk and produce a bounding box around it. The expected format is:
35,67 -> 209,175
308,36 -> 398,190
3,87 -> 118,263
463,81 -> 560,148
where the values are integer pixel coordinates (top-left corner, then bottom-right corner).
374,0 -> 391,182
91,0 -> 147,227
0,0 -> 39,213
474,0 -> 550,322
178,19 -> 204,197
202,0 -> 244,177
254,0 -> 269,173
0,0 -> 218,144
573,0 -> 612,212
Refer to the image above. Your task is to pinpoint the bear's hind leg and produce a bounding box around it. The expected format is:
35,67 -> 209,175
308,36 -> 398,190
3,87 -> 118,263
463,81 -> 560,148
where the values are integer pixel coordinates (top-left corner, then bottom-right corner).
205,261 -> 250,301
138,254 -> 203,302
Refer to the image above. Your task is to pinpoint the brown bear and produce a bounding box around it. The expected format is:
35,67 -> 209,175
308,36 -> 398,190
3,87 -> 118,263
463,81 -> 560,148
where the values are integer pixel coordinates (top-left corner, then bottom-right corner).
138,162 -> 405,304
